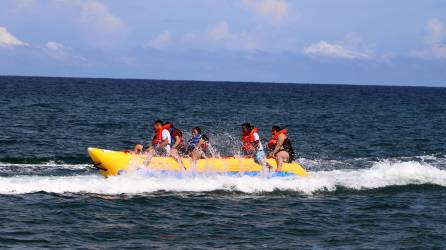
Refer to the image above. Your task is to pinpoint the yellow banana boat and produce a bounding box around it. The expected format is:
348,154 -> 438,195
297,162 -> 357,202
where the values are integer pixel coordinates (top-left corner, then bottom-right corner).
88,147 -> 309,178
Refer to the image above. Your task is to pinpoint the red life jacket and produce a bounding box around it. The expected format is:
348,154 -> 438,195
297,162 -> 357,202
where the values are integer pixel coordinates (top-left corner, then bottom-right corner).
151,129 -> 163,146
267,129 -> 288,150
170,128 -> 185,148
151,124 -> 171,146
241,128 -> 259,152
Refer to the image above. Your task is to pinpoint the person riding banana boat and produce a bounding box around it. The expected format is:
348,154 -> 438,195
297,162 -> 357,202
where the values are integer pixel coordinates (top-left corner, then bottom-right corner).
163,121 -> 187,169
89,122 -> 309,177
187,127 -> 212,168
267,126 -> 296,172
133,119 -> 169,155
132,121 -> 295,172
241,123 -> 267,167
133,120 -> 185,169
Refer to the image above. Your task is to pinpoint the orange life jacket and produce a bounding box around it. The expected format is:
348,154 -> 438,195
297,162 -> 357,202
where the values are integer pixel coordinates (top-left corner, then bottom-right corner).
151,124 -> 171,146
267,129 -> 288,150
241,128 -> 259,152
151,129 -> 163,146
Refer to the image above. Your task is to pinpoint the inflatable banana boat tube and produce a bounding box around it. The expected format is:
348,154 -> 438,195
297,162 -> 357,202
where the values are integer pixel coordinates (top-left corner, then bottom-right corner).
88,147 -> 309,178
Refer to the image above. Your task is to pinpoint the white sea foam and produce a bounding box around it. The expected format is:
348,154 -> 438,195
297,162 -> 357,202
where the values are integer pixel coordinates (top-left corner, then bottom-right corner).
0,160 -> 445,195
0,161 -> 90,170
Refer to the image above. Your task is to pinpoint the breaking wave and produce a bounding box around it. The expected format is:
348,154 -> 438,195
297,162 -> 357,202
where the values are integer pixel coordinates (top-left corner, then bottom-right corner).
0,159 -> 445,195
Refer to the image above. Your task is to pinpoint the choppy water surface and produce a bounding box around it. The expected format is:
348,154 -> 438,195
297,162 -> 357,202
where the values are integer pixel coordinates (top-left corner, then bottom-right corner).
0,76 -> 445,249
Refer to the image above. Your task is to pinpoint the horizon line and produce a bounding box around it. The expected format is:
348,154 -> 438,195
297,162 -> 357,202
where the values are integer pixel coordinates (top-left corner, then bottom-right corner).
1,74 -> 444,89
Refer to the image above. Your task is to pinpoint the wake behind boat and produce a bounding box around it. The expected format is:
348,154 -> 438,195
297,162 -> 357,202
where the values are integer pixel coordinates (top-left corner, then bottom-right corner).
88,147 -> 309,178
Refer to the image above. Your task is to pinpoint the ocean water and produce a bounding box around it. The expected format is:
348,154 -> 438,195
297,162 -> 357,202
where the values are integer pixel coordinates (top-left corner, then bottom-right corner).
0,76 -> 445,249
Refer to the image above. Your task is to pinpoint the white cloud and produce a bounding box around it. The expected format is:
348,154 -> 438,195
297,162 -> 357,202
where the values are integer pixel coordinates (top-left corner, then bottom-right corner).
416,18 -> 446,59
204,21 -> 259,50
45,41 -> 64,50
54,0 -> 125,32
304,33 -> 372,60
0,26 -> 28,47
243,0 -> 289,23
43,41 -> 88,64
304,41 -> 370,60
144,31 -> 172,49
207,22 -> 231,41
182,19 -> 301,52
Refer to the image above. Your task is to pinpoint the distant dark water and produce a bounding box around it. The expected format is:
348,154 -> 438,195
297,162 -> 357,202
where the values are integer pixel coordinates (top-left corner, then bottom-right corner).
0,76 -> 446,249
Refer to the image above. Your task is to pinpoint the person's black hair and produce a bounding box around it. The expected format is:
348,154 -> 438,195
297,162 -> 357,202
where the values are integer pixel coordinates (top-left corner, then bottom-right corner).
193,127 -> 202,134
164,121 -> 174,127
241,122 -> 253,130
153,119 -> 163,125
201,134 -> 209,142
272,126 -> 281,132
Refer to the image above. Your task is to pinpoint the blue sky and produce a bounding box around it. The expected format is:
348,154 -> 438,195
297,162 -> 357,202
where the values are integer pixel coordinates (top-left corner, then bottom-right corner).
0,0 -> 445,86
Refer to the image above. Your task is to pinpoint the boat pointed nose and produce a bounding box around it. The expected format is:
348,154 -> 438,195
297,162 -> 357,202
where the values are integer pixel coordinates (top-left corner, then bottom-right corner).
87,147 -> 100,158
88,147 -> 102,165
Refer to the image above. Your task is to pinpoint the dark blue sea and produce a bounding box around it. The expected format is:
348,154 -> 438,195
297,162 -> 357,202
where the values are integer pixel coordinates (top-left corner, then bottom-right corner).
0,76 -> 446,249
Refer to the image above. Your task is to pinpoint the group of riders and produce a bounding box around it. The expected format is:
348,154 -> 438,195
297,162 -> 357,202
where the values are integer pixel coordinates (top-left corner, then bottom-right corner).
133,120 -> 295,171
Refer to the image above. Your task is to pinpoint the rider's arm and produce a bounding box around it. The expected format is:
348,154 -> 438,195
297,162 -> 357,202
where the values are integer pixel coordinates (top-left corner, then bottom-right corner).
252,140 -> 260,149
191,139 -> 204,157
270,134 -> 286,155
196,138 -> 204,149
172,135 -> 181,148
160,139 -> 169,146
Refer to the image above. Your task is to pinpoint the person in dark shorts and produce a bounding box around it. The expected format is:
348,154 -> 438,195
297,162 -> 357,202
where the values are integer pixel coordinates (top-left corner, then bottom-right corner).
267,126 -> 295,172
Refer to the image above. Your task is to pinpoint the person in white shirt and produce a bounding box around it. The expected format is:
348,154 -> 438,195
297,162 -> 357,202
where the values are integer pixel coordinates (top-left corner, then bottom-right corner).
160,128 -> 172,152
241,123 -> 267,167
133,120 -> 171,167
